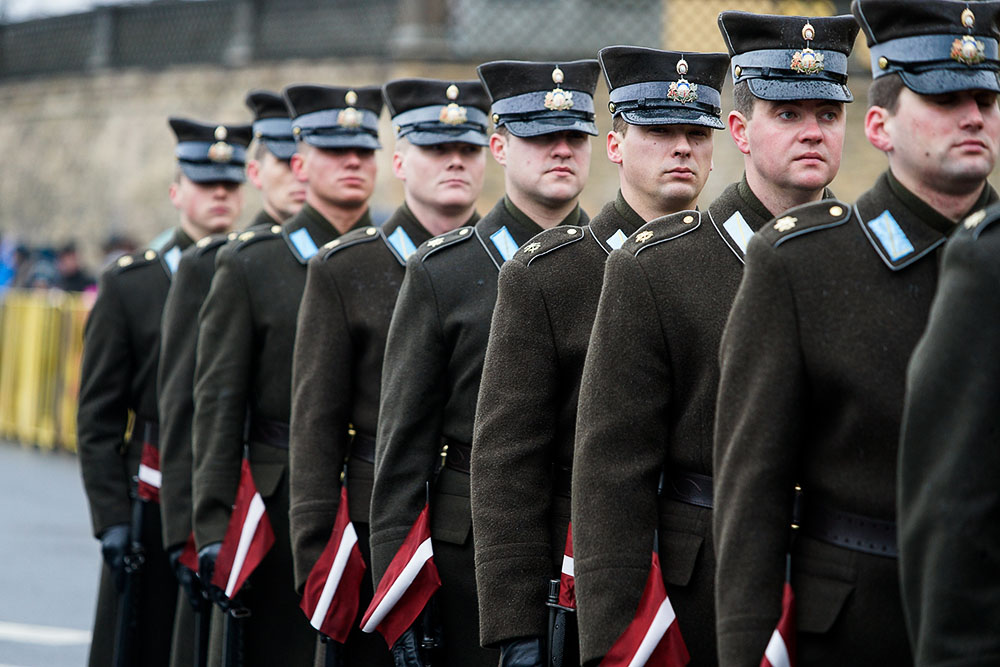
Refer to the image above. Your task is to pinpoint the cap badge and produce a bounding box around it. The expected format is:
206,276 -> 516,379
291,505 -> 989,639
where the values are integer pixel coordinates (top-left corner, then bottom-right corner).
446,84 -> 459,101
208,140 -> 234,163
345,90 -> 358,105
962,8 -> 976,29
667,57 -> 698,104
440,103 -> 468,125
214,126 -> 228,141
338,106 -> 363,128
791,22 -> 824,75
545,66 -> 574,111
952,35 -> 986,65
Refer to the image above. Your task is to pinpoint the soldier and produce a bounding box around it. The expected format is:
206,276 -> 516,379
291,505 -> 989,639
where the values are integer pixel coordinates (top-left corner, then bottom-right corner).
157,91 -> 299,667
191,84 -> 382,666
898,202 -> 1000,667
369,60 -> 599,666
78,117 -> 249,667
571,13 -> 858,666
471,47 -> 728,667
288,77 -> 489,666
714,1 -> 1000,664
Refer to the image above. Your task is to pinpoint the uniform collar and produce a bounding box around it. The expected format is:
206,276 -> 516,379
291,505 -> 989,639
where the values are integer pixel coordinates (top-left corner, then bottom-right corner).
250,208 -> 281,229
589,191 -> 649,255
474,197 -> 583,271
380,203 -> 441,266
283,202 -> 371,264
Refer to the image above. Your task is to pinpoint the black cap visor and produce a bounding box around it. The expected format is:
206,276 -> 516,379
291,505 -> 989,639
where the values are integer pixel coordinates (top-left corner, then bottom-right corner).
179,161 -> 246,184
302,132 -> 382,151
747,77 -> 854,103
504,115 -> 598,138
621,107 -> 724,130
263,139 -> 298,161
405,128 -> 489,147
899,68 -> 1000,95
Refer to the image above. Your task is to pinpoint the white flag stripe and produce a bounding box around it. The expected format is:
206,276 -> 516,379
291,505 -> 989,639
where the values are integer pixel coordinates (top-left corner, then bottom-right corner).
137,463 -> 162,489
627,597 -> 678,667
361,538 -> 434,633
309,523 -> 359,631
764,629 -> 791,667
225,493 -> 267,597
561,554 -> 574,577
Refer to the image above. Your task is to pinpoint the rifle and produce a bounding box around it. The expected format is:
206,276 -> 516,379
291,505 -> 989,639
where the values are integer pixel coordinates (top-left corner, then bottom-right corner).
545,579 -> 573,667
320,634 -> 344,667
112,489 -> 149,667
419,596 -> 442,667
221,597 -> 251,667
191,578 -> 212,667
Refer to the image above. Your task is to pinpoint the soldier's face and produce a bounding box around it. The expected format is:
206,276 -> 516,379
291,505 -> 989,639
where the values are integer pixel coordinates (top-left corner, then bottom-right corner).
169,176 -> 244,238
608,123 -> 713,217
247,151 -> 306,222
492,130 -> 591,209
870,87 -> 1000,196
294,144 -> 376,209
732,99 -> 845,195
393,141 -> 485,215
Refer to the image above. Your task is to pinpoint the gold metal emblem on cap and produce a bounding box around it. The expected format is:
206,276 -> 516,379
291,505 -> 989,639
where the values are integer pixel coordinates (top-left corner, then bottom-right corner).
492,113 -> 500,124
345,90 -> 358,105
964,209 -> 987,229
608,102 -> 616,113
774,216 -> 797,232
446,84 -> 459,101
952,35 -> 986,65
791,22 -> 824,75
545,65 -> 575,111
524,241 -> 542,254
635,231 -> 654,243
878,56 -> 889,70
440,103 -> 468,125
962,8 -> 976,29
215,126 -> 227,141
338,106 -> 363,128
668,57 -> 698,104
734,65 -> 743,78
208,139 -> 234,163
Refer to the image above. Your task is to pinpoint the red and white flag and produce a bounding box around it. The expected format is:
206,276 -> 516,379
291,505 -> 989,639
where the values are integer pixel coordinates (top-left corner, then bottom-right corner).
601,551 -> 689,667
558,522 -> 576,609
136,442 -> 161,503
360,503 -> 441,647
300,486 -> 367,643
211,459 -> 275,599
760,581 -> 796,667
178,531 -> 199,573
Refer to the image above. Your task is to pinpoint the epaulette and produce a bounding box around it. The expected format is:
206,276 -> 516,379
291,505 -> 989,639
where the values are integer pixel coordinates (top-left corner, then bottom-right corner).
757,200 -> 851,248
111,248 -> 158,274
320,226 -> 379,260
194,231 -> 238,258
961,203 -> 1000,240
415,226 -> 474,262
231,224 -> 282,253
623,210 -> 701,256
515,225 -> 585,265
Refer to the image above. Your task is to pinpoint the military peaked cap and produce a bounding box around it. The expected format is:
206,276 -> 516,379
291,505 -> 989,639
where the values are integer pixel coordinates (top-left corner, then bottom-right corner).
718,12 -> 859,102
383,78 -> 490,147
600,46 -> 730,130
245,89 -> 297,160
283,84 -> 383,150
853,0 -> 1000,94
477,60 -> 601,137
169,117 -> 252,184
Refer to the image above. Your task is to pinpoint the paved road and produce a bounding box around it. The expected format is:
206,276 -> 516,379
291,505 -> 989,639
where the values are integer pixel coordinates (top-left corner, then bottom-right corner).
0,442 -> 97,666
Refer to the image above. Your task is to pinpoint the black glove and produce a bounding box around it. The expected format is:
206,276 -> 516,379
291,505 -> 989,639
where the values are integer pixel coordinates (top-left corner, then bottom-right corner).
499,636 -> 545,667
168,545 -> 203,609
197,542 -> 224,604
391,627 -> 424,667
99,523 -> 130,592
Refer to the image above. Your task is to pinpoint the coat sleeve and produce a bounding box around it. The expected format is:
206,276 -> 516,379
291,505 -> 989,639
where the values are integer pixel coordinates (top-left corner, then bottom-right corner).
713,235 -> 806,667
77,270 -> 135,537
289,258 -> 354,591
898,229 -> 1000,666
191,247 -> 254,549
369,257 -> 448,584
471,258 -> 559,646
157,251 -> 213,551
571,249 -> 670,662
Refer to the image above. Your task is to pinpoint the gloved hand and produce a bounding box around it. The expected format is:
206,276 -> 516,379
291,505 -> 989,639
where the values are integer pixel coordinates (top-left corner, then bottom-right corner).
168,545 -> 202,609
499,636 -> 545,667
99,523 -> 130,592
391,627 -> 425,667
197,542 -> 224,605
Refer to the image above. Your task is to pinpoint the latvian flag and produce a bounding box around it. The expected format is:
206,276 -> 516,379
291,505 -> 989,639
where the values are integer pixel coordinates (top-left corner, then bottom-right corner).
178,531 -> 200,572
300,486 -> 367,643
136,443 -> 161,503
360,503 -> 441,647
211,459 -> 275,599
558,522 -> 576,609
760,580 -> 796,667
601,551 -> 689,667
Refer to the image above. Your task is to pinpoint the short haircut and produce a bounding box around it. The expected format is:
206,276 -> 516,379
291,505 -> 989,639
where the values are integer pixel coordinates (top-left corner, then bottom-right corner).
250,139 -> 269,162
732,80 -> 756,119
612,114 -> 629,136
868,73 -> 905,114
494,125 -> 510,138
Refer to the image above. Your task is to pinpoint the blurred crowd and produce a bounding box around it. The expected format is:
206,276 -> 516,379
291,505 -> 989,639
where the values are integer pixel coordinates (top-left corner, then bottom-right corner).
0,233 -> 138,294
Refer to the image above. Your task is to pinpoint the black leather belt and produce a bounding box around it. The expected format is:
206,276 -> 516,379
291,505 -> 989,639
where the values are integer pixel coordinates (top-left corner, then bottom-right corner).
443,438 -> 471,474
662,470 -> 713,509
552,464 -> 572,498
351,431 -> 376,464
134,417 -> 159,447
803,502 -> 897,558
249,417 -> 290,450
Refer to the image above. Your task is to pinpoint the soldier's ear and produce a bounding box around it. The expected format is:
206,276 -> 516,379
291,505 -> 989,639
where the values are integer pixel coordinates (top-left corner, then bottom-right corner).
489,132 -> 507,166
865,105 -> 893,154
607,130 -> 624,165
727,110 -> 751,156
290,150 -> 308,183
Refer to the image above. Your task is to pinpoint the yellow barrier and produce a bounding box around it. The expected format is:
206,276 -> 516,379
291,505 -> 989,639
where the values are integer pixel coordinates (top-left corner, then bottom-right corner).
0,289 -> 92,451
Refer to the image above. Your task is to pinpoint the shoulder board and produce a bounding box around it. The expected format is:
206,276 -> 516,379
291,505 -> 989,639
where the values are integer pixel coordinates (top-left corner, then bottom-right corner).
320,226 -> 380,260
231,224 -> 282,253
515,225 -> 585,265
194,231 -> 237,258
111,248 -> 158,274
961,204 -> 1000,239
414,226 -> 474,262
623,210 -> 701,256
757,200 -> 851,248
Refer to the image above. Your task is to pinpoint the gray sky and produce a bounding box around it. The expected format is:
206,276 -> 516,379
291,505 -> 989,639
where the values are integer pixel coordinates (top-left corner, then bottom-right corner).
2,0 -> 154,22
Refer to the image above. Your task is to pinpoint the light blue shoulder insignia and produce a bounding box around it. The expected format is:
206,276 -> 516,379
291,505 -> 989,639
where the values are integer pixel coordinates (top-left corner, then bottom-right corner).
625,210 -> 701,256
515,226 -> 585,265
416,226 -> 474,261
758,200 -> 851,248
286,226 -> 319,264
232,224 -> 282,253
162,245 -> 182,275
320,226 -> 379,260
385,225 -> 418,262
